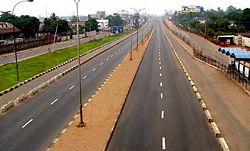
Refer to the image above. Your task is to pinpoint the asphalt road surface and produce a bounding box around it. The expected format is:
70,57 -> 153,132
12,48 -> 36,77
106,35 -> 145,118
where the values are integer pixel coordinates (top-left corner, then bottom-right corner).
0,21 -> 153,151
0,33 -> 109,65
106,19 -> 220,151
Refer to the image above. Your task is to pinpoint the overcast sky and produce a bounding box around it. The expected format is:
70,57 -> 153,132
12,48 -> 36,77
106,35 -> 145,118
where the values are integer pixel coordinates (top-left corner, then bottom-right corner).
1,0 -> 250,17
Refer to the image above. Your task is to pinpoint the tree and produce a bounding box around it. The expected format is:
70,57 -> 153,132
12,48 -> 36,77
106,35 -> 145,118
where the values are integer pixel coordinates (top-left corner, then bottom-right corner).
85,16 -> 99,32
226,5 -> 237,13
0,12 -> 40,38
242,8 -> 250,31
42,13 -> 70,36
106,14 -> 123,26
16,15 -> 40,38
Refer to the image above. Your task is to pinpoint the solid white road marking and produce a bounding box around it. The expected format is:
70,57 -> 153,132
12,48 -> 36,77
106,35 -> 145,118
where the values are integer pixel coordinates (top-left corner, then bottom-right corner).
50,99 -> 58,105
92,68 -> 96,72
161,93 -> 163,99
160,82 -> 163,87
162,137 -> 166,150
100,62 -> 104,66
22,119 -> 33,128
161,110 -> 164,119
69,85 -> 75,90
83,75 -> 87,79
160,73 -> 162,77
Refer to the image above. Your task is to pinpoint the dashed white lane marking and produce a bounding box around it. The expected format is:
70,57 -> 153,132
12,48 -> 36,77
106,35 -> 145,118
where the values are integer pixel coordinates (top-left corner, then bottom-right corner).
69,85 -> 75,90
159,58 -> 161,61
160,82 -> 163,87
106,58 -> 109,61
100,62 -> 104,66
50,99 -> 58,105
159,66 -> 162,70
22,119 -> 33,128
160,93 -> 163,99
83,75 -> 87,79
92,68 -> 96,72
162,137 -> 166,150
160,73 -> 162,77
159,61 -> 161,65
161,110 -> 164,119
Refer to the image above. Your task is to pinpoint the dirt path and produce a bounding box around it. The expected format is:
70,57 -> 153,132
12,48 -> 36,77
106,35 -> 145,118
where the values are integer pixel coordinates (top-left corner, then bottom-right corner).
47,29 -> 153,151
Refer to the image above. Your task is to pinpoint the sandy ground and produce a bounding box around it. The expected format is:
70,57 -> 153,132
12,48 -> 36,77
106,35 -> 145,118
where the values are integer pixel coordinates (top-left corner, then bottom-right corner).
163,24 -> 250,151
48,30 -> 153,151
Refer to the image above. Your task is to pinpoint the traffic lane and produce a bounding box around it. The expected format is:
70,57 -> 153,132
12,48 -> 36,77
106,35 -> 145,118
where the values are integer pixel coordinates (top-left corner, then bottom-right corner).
164,23 -> 250,151
107,21 -> 219,151
0,26 -> 143,106
107,29 -> 163,151
159,27 -> 220,150
0,28 -> 141,151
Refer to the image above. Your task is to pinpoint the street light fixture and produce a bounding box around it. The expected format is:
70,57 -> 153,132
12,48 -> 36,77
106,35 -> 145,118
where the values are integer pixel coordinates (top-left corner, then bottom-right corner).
120,10 -> 133,60
12,0 -> 34,82
74,0 -> 86,127
130,8 -> 146,50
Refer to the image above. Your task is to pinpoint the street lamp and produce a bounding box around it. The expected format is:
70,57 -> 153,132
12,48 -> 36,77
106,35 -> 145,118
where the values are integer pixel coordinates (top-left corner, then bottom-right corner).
12,0 -> 34,82
130,8 -> 146,50
74,0 -> 86,127
120,10 -> 133,60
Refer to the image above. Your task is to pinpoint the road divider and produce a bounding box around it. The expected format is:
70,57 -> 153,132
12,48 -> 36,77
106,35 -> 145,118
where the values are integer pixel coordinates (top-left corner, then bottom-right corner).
1,101 -> 14,113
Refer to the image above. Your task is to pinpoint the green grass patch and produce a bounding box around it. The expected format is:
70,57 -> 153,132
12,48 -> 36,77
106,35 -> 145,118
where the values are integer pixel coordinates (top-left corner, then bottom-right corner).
0,34 -> 124,92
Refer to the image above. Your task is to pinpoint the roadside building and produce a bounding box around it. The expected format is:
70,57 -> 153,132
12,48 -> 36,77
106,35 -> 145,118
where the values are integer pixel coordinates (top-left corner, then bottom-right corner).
0,22 -> 20,44
97,19 -> 109,31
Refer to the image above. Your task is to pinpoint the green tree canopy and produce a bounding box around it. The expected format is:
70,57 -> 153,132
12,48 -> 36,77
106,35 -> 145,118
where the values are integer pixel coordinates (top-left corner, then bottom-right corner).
85,16 -> 99,32
0,12 -> 39,38
42,13 -> 70,36
106,14 -> 123,26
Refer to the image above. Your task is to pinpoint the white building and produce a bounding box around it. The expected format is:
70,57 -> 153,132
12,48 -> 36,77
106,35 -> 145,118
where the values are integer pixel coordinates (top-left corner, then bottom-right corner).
97,19 -> 109,30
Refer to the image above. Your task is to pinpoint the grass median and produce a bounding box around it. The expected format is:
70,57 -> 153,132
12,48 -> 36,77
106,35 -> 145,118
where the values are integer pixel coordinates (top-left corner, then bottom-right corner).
0,34 -> 124,92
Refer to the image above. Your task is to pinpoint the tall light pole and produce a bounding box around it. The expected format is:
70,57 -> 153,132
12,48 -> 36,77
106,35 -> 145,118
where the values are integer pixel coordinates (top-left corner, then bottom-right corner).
121,10 -> 133,60
130,8 -> 145,50
12,0 -> 34,82
74,0 -> 86,127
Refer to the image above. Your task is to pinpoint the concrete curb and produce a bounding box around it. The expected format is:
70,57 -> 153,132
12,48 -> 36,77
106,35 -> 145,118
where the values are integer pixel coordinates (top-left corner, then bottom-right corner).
0,32 -> 137,97
163,27 -> 230,151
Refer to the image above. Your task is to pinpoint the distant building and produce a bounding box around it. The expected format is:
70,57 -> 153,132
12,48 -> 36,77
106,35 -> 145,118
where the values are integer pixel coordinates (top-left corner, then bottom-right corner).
96,11 -> 106,19
97,19 -> 109,30
0,22 -> 20,42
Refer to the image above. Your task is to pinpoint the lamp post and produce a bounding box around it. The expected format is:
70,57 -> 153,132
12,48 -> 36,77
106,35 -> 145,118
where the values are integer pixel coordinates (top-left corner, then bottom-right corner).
74,0 -> 86,127
130,8 -> 145,50
121,10 -> 133,60
12,0 -> 34,82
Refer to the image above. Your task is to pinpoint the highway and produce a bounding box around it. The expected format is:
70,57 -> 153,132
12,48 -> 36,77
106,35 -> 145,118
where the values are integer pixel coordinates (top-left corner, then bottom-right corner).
0,33 -> 109,65
106,19 -> 220,151
0,21 -> 152,151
